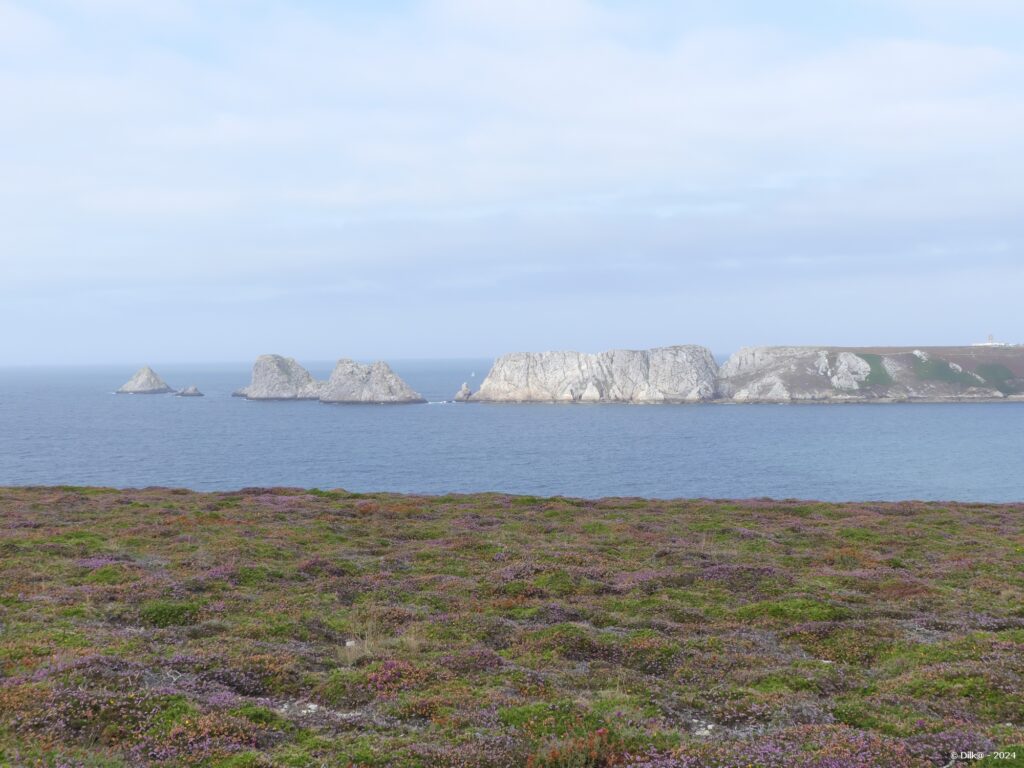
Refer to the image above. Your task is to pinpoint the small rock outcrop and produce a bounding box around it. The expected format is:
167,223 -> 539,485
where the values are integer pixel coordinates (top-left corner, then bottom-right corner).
320,359 -> 425,404
469,346 -> 719,403
177,386 -> 204,397
454,382 -> 473,402
718,346 -> 1021,402
234,355 -> 324,400
117,366 -> 172,395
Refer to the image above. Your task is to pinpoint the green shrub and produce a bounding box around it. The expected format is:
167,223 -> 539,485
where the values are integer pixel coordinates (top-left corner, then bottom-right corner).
913,357 -> 980,386
859,354 -> 893,387
499,701 -> 603,739
232,703 -> 287,728
138,600 -> 200,627
977,363 -> 1019,394
147,695 -> 200,735
84,565 -> 132,585
235,565 -> 285,586
317,668 -> 372,707
209,753 -> 272,768
736,598 -> 849,622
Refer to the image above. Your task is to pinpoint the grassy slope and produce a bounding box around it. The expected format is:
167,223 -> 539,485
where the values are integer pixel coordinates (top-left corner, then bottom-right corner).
0,487 -> 1022,768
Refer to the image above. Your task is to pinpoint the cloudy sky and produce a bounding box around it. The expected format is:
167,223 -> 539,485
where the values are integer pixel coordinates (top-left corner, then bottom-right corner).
1,0 -> 1022,364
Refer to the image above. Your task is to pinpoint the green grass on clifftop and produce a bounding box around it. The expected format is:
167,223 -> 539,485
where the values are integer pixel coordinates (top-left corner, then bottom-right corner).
0,488 -> 1022,767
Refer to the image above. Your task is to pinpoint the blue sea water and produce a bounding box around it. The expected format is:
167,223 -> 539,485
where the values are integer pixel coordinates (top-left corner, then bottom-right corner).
1,360 -> 1022,501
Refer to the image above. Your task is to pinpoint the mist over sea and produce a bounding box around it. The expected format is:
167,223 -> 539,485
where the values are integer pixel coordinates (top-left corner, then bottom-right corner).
1,360 -> 1022,501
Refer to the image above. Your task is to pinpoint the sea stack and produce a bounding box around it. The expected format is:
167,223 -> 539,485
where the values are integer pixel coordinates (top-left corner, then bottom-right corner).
233,355 -> 324,400
320,359 -> 425,404
454,382 -> 473,402
177,386 -> 204,397
117,366 -> 173,395
468,346 -> 719,403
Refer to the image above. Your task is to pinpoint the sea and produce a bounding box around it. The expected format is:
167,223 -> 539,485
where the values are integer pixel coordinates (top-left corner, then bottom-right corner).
1,360 -> 1023,502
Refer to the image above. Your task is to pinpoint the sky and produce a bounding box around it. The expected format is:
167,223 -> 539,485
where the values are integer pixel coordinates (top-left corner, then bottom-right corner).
1,0 -> 1022,365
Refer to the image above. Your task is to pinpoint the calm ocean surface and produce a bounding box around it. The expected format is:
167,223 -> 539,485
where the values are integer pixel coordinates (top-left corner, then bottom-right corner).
1,360 -> 1022,501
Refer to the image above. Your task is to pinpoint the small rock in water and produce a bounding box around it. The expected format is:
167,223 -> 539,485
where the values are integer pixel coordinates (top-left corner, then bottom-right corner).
454,382 -> 472,401
117,366 -> 173,395
177,385 -> 204,397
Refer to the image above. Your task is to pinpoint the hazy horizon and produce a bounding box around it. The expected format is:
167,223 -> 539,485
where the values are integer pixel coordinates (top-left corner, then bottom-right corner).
3,344 -> 1021,370
2,0 -> 1022,365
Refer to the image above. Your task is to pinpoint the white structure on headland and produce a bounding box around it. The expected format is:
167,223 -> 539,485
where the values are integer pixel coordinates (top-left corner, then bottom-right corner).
972,334 -> 1012,347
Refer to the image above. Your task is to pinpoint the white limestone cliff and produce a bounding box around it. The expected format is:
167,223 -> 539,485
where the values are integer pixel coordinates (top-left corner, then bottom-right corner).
117,366 -> 173,395
468,346 -> 719,403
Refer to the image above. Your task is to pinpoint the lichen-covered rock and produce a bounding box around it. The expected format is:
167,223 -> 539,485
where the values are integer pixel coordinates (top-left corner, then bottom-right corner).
469,346 -> 718,403
117,366 -> 172,395
719,346 -> 1020,402
454,382 -> 473,402
176,386 -> 204,397
233,355 -> 324,400
320,359 -> 425,404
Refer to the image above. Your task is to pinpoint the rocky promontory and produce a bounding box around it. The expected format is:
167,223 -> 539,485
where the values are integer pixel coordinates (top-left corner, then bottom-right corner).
467,346 -> 719,403
718,346 -> 1024,402
117,366 -> 173,395
463,344 -> 1024,404
234,354 -> 423,404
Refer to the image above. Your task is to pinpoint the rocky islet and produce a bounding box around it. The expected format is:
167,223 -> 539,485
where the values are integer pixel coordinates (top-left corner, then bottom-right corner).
116,366 -> 173,395
233,354 -> 424,404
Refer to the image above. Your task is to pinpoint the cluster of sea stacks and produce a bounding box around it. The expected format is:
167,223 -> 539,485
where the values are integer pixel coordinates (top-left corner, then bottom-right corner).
459,345 -> 1024,403
117,356 -> 426,403
232,355 -> 425,403
118,345 -> 1024,405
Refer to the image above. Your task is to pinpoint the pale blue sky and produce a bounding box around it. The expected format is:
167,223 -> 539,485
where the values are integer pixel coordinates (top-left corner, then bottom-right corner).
1,0 -> 1022,364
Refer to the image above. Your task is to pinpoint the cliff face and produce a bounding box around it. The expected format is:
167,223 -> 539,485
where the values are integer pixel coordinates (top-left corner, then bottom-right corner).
468,345 -> 1024,404
469,346 -> 719,403
117,366 -> 172,395
235,355 -> 423,403
320,359 -> 425,404
234,355 -> 324,400
718,346 -> 1024,402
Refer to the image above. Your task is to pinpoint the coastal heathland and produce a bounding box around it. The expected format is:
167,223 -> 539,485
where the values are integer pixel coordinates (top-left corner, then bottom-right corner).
0,488 -> 1021,767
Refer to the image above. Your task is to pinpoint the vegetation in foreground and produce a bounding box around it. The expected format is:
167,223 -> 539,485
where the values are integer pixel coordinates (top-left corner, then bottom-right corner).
0,487 -> 1022,767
